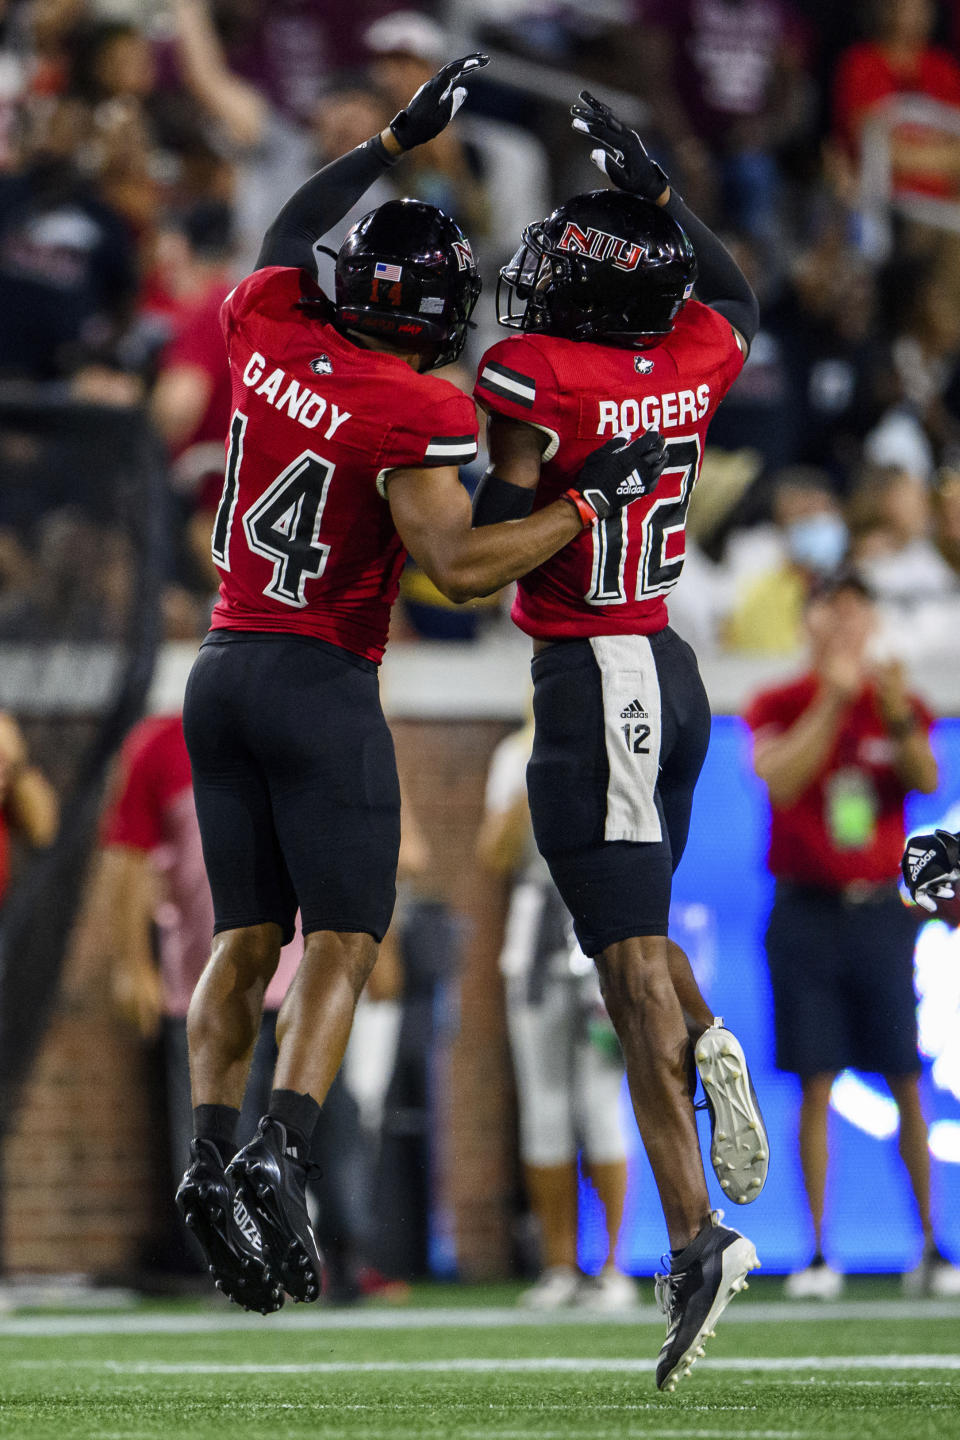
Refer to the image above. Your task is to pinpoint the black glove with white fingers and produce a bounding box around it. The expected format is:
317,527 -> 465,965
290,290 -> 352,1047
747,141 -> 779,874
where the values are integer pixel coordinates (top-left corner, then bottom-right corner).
563,430 -> 667,526
902,829 -> 960,912
389,53 -> 489,151
570,90 -> 670,201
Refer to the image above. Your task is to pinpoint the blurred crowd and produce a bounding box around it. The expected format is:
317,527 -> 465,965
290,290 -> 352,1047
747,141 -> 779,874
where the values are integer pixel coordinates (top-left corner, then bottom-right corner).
0,0 -> 960,655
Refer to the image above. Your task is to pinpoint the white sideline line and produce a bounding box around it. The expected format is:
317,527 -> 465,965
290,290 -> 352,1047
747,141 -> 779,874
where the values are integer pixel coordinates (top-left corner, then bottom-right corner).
11,1355 -> 960,1375
2,1298 -> 960,1338
454,1433 -> 806,1440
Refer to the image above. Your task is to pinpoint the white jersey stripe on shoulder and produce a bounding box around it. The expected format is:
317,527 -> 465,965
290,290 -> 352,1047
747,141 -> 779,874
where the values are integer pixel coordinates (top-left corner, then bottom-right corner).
480,366 -> 536,403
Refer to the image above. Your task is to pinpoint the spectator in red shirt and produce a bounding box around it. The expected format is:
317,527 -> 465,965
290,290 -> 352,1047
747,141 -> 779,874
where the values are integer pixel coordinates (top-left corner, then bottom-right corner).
745,571 -> 960,1299
833,0 -> 960,200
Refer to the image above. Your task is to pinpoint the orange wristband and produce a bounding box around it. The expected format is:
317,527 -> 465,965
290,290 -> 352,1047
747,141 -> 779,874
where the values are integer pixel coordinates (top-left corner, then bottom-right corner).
561,488 -> 598,528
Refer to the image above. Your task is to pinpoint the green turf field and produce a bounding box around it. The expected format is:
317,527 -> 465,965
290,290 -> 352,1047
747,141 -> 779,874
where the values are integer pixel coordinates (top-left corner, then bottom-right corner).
3,1282 -> 960,1440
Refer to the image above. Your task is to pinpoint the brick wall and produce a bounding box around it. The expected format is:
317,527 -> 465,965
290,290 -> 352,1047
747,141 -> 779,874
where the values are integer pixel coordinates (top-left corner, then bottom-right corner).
3,864 -> 168,1276
393,720 -> 517,1281
3,719 -> 520,1280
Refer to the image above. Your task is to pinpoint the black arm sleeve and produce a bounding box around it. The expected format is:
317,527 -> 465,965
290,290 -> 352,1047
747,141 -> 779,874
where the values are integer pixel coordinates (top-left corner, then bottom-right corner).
472,470 -> 536,526
256,135 -> 399,272
664,193 -> 759,348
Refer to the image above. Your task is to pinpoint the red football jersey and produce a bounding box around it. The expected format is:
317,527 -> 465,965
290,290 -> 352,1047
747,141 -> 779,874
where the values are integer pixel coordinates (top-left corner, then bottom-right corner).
474,301 -> 744,640
209,266 -> 479,663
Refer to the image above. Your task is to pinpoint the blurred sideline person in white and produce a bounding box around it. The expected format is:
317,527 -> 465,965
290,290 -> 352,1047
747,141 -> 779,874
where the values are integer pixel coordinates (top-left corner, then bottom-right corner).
478,720 -> 638,1311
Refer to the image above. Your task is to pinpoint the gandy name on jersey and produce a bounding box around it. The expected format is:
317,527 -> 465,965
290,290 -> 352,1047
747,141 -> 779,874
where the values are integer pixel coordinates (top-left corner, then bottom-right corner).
474,300 -> 744,641
210,266 -> 478,663
240,350 -> 353,440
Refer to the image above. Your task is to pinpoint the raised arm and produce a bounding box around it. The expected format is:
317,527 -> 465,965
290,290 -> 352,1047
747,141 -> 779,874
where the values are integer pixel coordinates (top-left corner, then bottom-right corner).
571,92 -> 759,350
257,54 -> 489,272
172,0 -> 266,149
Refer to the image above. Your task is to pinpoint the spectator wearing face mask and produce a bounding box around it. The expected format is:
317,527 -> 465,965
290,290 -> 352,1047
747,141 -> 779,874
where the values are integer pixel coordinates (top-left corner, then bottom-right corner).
724,469 -> 849,653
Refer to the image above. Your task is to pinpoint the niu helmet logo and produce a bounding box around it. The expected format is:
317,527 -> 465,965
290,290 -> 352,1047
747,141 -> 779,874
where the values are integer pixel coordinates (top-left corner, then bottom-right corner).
452,239 -> 474,271
557,222 -> 644,272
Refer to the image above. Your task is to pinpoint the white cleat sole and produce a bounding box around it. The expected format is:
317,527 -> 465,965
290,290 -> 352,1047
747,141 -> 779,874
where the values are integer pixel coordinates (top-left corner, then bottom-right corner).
695,1027 -> 769,1205
659,1237 -> 761,1394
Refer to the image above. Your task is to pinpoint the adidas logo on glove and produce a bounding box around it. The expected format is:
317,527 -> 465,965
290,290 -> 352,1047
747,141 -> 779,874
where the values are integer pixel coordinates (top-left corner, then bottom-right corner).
616,469 -> 650,496
907,846 -> 936,883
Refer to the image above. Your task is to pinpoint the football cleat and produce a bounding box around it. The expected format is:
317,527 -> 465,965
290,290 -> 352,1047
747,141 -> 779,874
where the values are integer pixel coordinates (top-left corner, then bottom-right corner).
655,1211 -> 760,1393
694,1022 -> 769,1205
228,1117 -> 324,1304
175,1138 -> 283,1314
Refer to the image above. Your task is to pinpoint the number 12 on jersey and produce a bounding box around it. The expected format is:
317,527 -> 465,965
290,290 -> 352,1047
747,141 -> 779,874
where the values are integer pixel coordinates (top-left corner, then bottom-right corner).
212,409 -> 336,607
587,435 -> 701,604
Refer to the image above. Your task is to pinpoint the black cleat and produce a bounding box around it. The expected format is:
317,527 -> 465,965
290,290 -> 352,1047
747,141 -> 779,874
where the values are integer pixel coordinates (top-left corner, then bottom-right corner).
175,1138 -> 284,1314
694,1021 -> 769,1205
228,1117 -> 323,1304
655,1211 -> 759,1393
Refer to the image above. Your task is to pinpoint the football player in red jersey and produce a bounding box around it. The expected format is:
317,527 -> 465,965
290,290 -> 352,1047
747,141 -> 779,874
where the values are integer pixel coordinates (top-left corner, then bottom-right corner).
174,57 -> 669,1315
472,95 -> 768,1391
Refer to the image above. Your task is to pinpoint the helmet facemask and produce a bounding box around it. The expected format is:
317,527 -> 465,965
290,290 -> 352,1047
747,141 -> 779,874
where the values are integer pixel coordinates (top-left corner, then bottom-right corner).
497,232 -> 554,331
497,193 -> 697,349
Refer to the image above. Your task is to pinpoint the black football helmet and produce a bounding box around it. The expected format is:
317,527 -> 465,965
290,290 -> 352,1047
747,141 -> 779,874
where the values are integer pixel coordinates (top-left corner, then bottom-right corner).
497,190 -> 697,348
334,199 -> 481,368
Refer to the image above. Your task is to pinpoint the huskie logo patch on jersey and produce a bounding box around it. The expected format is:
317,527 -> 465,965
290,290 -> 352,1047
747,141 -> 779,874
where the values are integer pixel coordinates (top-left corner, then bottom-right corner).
310,354 -> 333,375
635,356 -> 654,374
557,221 -> 645,273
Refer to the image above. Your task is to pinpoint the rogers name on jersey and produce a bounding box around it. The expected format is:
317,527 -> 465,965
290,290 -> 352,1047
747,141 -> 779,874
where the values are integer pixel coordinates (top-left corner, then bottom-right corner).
242,350 -> 353,441
597,385 -> 711,437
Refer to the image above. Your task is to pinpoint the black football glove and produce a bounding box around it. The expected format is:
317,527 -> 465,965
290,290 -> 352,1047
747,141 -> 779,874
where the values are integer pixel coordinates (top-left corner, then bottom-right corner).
389,53 -> 489,151
567,430 -> 667,524
901,829 -> 960,912
570,90 -> 670,201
